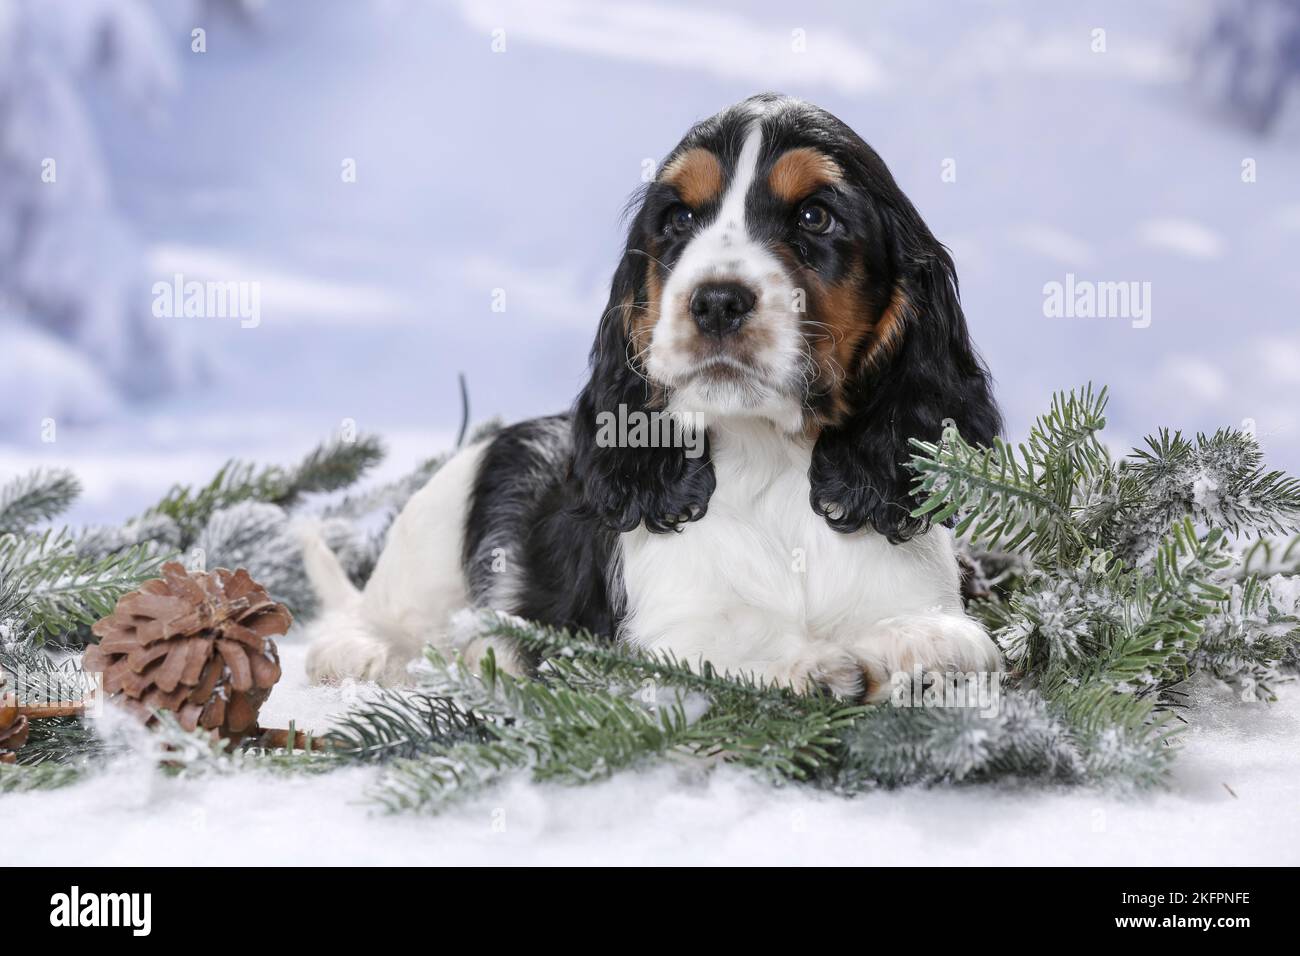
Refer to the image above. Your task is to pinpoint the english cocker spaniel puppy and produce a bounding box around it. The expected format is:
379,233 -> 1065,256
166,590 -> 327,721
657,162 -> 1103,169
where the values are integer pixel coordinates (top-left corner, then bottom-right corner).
304,93 -> 1003,701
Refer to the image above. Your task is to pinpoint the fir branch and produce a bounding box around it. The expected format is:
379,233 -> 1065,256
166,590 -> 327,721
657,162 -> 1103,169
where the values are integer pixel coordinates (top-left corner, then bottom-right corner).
376,741 -> 529,813
1044,683 -> 1180,790
1109,521 -> 1232,687
370,648 -> 696,812
909,388 -> 1113,560
537,653 -> 862,778
1124,428 -> 1300,544
327,688 -> 489,761
276,434 -> 386,508
693,703 -> 861,779
0,761 -> 86,793
837,690 -> 1074,788
1239,533 -> 1300,578
909,429 -> 1072,556
478,610 -> 817,705
0,469 -> 80,536
1024,384 -> 1111,507
0,640 -> 97,704
474,611 -> 866,777
145,433 -> 385,547
0,645 -> 102,765
995,556 -> 1127,673
1192,575 -> 1300,699
430,648 -> 695,774
0,531 -> 170,643
123,712 -> 337,778
835,683 -> 1173,792
12,716 -> 107,766
146,460 -> 280,548
5,384 -> 1297,806
322,453 -> 447,522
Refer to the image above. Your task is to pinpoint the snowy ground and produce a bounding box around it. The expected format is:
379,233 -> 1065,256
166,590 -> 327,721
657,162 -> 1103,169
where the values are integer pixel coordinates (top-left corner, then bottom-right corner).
6,639 -> 1298,866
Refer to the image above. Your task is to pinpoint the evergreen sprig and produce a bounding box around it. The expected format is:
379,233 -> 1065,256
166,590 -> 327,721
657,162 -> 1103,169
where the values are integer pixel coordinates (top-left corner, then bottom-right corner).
0,470 -> 81,536
332,623 -> 869,812
910,387 -> 1300,569
277,434 -> 387,508
0,531 -> 169,642
910,428 -> 1065,556
145,433 -> 384,547
370,647 -> 695,812
1192,575 -> 1300,699
833,687 -> 1174,790
1240,533 -> 1300,576
0,761 -> 85,793
326,688 -> 489,762
1127,428 -> 1300,540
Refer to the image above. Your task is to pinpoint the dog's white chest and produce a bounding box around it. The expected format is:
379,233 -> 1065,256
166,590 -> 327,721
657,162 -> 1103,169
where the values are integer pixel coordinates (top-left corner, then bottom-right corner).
615,420 -> 962,672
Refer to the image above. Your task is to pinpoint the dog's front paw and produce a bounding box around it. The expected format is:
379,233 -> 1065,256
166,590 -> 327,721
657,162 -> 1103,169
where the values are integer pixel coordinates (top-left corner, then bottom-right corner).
774,647 -> 865,700
853,613 -> 1002,703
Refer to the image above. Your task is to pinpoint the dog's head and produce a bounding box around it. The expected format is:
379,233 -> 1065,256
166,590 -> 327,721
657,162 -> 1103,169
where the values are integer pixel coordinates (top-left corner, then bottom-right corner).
573,94 -> 1001,540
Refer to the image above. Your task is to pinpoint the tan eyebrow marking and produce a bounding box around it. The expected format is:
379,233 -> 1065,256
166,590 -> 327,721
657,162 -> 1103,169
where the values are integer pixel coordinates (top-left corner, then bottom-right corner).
659,148 -> 724,208
768,147 -> 843,203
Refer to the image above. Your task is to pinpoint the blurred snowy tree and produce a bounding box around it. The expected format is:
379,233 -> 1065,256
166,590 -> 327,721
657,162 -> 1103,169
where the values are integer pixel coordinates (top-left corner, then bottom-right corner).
1194,0 -> 1300,133
0,0 -> 190,426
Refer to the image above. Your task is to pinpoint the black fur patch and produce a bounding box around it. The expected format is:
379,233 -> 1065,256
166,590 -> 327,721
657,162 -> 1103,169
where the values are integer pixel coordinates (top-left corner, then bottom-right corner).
462,416 -> 621,643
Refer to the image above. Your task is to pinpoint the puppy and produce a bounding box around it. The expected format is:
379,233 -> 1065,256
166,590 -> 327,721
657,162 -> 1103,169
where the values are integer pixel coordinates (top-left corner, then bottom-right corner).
305,94 -> 1003,701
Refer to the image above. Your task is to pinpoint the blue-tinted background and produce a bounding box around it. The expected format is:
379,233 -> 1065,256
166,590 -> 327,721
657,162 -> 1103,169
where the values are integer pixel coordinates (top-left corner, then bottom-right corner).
3,0 -> 1298,523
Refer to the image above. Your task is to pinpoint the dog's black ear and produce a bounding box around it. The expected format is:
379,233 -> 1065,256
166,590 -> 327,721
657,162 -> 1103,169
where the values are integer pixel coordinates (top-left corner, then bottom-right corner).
809,235 -> 1001,543
570,241 -> 715,534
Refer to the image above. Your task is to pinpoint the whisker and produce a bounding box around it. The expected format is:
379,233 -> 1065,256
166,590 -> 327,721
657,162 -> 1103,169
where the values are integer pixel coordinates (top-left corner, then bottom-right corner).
627,248 -> 675,276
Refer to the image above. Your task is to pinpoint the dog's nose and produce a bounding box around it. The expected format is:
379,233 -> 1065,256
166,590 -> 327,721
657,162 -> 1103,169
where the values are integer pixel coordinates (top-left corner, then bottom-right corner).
689,281 -> 756,337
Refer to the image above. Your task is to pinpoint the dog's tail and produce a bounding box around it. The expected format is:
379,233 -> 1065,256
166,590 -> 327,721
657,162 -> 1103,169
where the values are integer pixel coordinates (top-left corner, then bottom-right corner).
296,522 -> 400,683
298,522 -> 360,612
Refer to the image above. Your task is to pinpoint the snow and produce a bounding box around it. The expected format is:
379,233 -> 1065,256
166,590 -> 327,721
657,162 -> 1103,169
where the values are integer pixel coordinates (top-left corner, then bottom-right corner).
4,639 -> 1298,865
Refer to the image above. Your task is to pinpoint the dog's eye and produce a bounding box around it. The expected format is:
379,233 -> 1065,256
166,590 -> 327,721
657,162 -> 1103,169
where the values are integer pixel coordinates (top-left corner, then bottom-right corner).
667,204 -> 695,235
797,202 -> 833,234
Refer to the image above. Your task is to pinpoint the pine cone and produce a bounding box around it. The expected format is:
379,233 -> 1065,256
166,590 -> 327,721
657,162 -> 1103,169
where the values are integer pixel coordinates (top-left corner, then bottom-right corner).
83,562 -> 291,739
0,680 -> 30,763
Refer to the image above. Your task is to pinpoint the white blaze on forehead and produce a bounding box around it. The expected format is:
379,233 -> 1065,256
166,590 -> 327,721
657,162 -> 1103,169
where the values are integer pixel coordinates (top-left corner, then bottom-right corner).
658,122 -> 769,299
710,123 -> 764,241
659,122 -> 771,292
